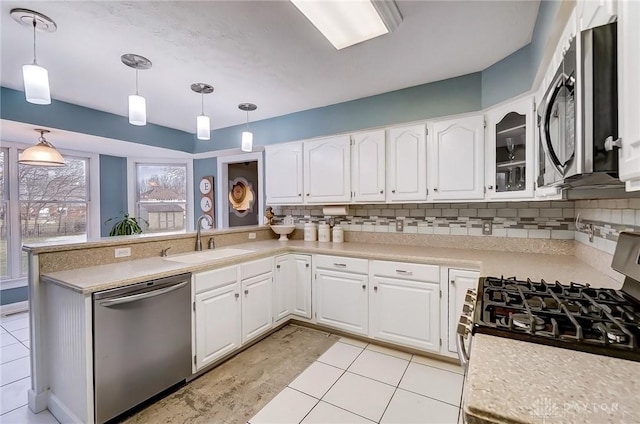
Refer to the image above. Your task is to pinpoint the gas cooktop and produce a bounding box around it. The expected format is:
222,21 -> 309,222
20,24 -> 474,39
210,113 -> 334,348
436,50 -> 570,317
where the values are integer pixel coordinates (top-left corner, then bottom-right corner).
472,276 -> 640,362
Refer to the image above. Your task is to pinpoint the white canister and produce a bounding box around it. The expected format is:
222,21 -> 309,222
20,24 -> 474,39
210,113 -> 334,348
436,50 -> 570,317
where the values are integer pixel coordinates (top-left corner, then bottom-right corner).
332,225 -> 344,243
304,223 -> 317,241
318,224 -> 331,242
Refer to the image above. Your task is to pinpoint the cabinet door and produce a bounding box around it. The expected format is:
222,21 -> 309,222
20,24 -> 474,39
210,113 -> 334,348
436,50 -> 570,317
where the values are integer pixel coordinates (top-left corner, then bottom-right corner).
273,256 -> 292,322
265,142 -> 304,204
370,277 -> 440,352
447,269 -> 479,354
194,281 -> 241,370
292,255 -> 312,319
618,0 -> 640,192
387,124 -> 427,201
304,136 -> 351,203
486,96 -> 535,199
577,0 -> 616,31
352,130 -> 386,202
315,269 -> 368,335
241,273 -> 273,343
429,115 -> 484,200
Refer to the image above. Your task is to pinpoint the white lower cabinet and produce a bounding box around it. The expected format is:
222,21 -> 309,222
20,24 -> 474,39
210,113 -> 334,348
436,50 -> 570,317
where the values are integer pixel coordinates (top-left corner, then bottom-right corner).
241,259 -> 274,344
315,256 -> 369,335
447,269 -> 479,354
274,254 -> 312,322
193,266 -> 241,371
370,261 -> 441,352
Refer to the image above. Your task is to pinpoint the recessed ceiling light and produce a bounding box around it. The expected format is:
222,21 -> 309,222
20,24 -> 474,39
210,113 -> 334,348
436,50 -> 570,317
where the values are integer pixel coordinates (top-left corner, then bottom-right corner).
291,0 -> 402,50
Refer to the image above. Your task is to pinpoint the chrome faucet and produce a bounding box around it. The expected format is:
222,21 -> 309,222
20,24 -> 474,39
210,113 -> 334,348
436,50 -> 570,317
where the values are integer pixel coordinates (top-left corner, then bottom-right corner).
195,215 -> 213,251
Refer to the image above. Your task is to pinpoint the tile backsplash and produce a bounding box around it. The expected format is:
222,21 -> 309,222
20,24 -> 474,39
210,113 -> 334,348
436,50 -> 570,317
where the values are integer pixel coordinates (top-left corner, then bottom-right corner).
273,201 -> 576,240
273,198 -> 640,253
573,198 -> 640,254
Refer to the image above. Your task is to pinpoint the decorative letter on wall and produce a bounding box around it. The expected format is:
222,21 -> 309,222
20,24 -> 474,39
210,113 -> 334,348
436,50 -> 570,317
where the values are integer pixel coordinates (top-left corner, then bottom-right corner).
199,176 -> 215,228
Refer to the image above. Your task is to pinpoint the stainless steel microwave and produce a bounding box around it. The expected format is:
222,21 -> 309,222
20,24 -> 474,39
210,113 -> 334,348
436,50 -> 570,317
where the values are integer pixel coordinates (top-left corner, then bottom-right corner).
537,22 -> 619,189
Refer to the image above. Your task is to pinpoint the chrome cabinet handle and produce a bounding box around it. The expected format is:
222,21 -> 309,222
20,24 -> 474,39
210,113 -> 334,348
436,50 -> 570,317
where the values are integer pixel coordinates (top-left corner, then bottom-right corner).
374,286 -> 378,292
362,284 -> 366,290
456,332 -> 470,368
306,193 -> 310,196
333,263 -> 347,268
380,190 -> 384,194
433,188 -> 438,192
392,189 -> 396,193
487,185 -> 493,190
244,289 -> 249,295
235,293 -> 239,299
276,265 -> 280,269
396,269 -> 413,276
305,263 -> 309,268
298,193 -> 302,196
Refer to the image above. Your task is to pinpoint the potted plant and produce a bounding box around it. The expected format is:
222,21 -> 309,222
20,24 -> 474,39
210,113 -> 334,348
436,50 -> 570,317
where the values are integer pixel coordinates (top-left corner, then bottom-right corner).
104,212 -> 148,236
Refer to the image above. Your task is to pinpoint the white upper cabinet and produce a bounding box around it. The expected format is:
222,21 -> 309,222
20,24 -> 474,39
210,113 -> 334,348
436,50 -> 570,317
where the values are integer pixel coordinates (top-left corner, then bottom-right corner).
265,142 -> 303,204
304,136 -> 352,203
429,115 -> 485,201
387,124 -> 427,202
485,96 -> 536,199
618,0 -> 640,191
352,130 -> 386,202
577,0 -> 617,31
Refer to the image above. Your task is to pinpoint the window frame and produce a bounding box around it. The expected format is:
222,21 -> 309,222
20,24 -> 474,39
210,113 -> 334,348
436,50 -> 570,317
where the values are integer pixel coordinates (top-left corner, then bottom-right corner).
0,140 -> 100,286
127,158 -> 194,233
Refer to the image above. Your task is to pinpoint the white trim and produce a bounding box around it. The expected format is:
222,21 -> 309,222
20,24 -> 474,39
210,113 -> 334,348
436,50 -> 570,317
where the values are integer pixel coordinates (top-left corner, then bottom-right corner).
0,276 -> 27,290
47,392 -> 84,424
6,147 -> 21,279
0,300 -> 28,316
216,152 -> 264,229
127,157 -> 195,232
192,145 -> 265,160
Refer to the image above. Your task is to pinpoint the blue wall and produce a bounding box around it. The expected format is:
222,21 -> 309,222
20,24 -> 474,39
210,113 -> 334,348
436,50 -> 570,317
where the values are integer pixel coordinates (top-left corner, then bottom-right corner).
1,87 -> 196,153
195,73 -> 483,153
100,155 -> 128,236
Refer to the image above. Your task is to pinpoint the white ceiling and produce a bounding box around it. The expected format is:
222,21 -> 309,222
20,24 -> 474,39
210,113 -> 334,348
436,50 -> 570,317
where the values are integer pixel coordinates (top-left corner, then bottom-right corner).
1,1 -> 540,135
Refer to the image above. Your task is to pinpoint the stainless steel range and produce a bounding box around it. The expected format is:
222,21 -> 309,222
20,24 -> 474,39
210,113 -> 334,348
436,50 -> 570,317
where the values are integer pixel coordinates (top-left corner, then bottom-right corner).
457,232 -> 640,366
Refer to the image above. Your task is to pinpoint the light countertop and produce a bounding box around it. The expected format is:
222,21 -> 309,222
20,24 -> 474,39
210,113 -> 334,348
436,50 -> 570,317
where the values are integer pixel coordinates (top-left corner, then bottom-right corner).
463,334 -> 640,424
39,239 -> 621,294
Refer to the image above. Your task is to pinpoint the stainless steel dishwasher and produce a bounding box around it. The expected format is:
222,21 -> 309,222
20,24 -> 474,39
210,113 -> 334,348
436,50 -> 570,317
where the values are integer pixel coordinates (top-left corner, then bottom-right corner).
93,273 -> 192,423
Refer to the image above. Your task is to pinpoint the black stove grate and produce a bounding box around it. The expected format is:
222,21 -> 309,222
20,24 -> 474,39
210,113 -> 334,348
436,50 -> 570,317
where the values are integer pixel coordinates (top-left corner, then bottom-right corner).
472,276 -> 640,362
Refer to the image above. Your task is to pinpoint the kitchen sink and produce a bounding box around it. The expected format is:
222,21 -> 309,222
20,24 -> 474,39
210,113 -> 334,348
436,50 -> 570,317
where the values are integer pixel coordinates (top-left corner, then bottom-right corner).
162,248 -> 254,264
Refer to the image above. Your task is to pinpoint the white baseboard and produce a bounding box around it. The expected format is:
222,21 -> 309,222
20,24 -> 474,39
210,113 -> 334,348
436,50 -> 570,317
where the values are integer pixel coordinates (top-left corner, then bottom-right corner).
48,392 -> 85,424
28,388 -> 48,413
1,301 -> 28,317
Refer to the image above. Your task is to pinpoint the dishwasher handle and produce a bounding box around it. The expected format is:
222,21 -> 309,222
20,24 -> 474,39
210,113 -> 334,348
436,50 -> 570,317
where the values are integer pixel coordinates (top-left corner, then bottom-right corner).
99,281 -> 189,307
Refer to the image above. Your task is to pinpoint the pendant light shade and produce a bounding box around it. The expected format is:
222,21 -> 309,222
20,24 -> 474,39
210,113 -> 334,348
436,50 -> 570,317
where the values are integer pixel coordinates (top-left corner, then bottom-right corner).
191,83 -> 214,140
239,103 -> 257,153
19,129 -> 65,167
128,94 -> 146,126
11,9 -> 57,105
241,131 -> 253,152
197,115 -> 211,140
121,54 -> 152,127
22,64 -> 50,105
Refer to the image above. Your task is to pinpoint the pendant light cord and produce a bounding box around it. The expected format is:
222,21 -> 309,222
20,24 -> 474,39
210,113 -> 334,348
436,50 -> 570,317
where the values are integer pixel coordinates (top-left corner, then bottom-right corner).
201,91 -> 205,115
32,16 -> 37,64
135,68 -> 139,95
246,110 -> 249,129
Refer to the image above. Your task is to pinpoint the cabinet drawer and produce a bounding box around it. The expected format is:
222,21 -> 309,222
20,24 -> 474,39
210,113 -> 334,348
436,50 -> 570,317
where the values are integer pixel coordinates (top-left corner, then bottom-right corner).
241,257 -> 273,280
370,260 -> 439,282
315,255 -> 368,274
194,265 -> 238,293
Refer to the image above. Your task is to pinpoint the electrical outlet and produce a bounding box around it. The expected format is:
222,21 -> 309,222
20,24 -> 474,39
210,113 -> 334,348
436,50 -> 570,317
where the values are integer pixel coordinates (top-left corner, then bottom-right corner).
114,247 -> 131,258
248,232 -> 256,240
482,221 -> 493,235
396,219 -> 404,232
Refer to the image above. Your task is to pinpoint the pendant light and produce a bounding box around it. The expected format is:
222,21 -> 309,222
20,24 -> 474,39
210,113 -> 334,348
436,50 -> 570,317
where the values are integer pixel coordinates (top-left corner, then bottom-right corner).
11,9 -> 57,105
19,129 -> 65,167
191,83 -> 214,140
238,103 -> 257,152
121,54 -> 152,126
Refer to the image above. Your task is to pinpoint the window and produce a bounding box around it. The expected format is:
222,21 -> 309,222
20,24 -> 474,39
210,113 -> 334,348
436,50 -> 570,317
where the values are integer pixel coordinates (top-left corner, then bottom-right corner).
135,164 -> 188,234
0,142 -> 98,288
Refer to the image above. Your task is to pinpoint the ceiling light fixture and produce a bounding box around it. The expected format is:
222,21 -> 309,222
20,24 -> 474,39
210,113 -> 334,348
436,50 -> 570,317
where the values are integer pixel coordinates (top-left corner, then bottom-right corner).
238,103 -> 257,153
18,129 -> 65,167
11,8 -> 57,105
191,83 -> 214,140
121,54 -> 152,126
290,0 -> 402,50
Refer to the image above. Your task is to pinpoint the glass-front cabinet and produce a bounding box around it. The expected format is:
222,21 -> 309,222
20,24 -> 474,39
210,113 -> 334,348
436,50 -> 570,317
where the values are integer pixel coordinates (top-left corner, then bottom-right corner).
485,96 -> 536,199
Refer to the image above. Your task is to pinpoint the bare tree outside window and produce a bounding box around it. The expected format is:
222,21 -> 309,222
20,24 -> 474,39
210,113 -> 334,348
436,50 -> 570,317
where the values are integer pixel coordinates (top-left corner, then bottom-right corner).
19,156 -> 89,274
136,164 -> 187,233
